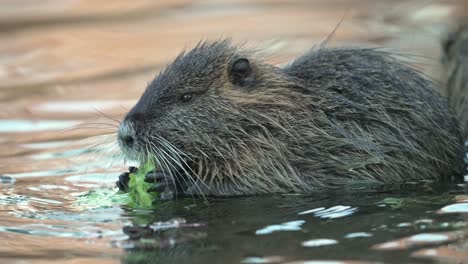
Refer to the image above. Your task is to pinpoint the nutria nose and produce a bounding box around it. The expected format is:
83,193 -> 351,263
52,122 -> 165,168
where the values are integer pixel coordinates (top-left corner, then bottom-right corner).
120,135 -> 134,148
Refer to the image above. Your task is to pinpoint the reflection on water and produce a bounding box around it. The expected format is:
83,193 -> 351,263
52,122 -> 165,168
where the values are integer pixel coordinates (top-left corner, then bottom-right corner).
22,140 -> 72,149
0,120 -> 80,133
33,100 -> 134,113
255,220 -> 306,235
439,202 -> 468,213
1,0 -> 468,263
298,205 -> 358,219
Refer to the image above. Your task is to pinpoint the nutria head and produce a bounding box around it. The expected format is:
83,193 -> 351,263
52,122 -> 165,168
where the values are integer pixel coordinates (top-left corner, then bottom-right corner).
117,40 -> 306,195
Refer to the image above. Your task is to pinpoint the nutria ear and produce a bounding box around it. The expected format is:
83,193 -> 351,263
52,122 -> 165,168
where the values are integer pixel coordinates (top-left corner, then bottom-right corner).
228,58 -> 255,88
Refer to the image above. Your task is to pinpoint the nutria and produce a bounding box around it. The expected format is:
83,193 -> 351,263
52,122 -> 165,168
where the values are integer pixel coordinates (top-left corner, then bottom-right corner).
115,33 -> 467,197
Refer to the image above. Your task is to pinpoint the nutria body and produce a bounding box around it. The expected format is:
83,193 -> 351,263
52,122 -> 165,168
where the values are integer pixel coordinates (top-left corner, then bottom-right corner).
117,38 -> 466,197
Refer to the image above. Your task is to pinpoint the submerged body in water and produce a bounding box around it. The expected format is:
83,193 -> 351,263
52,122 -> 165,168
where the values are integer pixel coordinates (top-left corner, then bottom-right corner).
116,31 -> 467,197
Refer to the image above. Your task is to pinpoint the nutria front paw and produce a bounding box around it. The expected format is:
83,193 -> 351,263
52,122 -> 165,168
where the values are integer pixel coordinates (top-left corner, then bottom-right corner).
145,169 -> 178,200
116,172 -> 130,192
116,166 -> 138,192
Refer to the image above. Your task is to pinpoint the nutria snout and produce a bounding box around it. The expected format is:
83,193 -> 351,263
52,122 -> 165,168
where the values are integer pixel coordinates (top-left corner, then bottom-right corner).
117,39 -> 466,197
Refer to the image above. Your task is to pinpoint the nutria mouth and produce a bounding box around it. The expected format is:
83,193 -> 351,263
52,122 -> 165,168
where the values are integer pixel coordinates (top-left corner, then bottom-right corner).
117,37 -> 466,197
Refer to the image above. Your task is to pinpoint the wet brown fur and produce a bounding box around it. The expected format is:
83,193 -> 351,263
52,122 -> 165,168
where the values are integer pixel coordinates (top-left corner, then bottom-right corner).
119,38 -> 466,196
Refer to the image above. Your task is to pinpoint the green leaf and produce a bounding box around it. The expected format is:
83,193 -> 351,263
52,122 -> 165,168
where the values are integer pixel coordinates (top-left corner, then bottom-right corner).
127,160 -> 158,209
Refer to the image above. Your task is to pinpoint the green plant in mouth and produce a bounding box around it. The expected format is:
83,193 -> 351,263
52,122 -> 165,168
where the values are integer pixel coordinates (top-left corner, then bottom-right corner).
127,160 -> 159,209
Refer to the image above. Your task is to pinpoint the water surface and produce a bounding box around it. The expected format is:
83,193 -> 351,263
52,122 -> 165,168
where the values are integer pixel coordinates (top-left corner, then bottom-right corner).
1,1 -> 468,263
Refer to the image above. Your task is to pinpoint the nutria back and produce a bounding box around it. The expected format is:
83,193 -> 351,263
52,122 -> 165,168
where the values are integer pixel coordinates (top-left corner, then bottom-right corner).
117,40 -> 465,196
284,48 -> 464,185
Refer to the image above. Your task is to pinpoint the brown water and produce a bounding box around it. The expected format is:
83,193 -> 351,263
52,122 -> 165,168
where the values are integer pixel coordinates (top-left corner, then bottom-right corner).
1,1 -> 468,263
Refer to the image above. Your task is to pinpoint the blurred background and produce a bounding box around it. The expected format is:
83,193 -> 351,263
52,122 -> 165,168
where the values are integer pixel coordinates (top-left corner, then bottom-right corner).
2,1 -> 468,124
1,1 -> 468,263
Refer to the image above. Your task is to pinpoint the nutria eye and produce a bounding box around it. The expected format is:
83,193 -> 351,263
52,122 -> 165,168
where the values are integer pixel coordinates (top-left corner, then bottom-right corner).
180,93 -> 193,102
